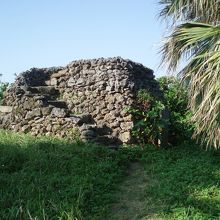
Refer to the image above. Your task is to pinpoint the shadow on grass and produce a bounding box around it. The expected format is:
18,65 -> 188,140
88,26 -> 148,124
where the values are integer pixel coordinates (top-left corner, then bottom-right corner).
0,130 -> 136,220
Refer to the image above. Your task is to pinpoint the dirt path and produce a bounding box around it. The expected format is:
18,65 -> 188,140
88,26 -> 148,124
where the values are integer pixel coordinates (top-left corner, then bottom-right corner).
106,162 -> 161,220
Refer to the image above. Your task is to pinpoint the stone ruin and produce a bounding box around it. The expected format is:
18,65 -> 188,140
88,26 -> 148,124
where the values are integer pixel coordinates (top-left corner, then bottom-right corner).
0,57 -> 162,145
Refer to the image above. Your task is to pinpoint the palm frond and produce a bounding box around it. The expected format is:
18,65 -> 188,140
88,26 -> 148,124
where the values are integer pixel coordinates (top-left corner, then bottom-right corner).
161,21 -> 220,148
159,0 -> 220,24
161,22 -> 220,71
185,52 -> 220,148
159,0 -> 220,148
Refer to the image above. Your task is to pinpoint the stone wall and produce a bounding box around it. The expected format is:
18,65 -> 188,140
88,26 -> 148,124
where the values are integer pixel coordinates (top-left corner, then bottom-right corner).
0,57 -> 162,144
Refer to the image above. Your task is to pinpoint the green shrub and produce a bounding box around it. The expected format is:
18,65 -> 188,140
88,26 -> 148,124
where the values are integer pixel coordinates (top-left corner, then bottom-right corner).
127,76 -> 194,147
127,89 -> 166,146
158,76 -> 194,145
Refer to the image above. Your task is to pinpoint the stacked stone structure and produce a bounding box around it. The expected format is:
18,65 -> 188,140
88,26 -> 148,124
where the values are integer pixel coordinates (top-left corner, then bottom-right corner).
0,57 -> 161,144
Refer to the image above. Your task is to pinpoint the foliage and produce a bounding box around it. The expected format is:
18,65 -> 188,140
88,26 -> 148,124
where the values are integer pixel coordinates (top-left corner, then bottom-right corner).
0,130 -> 137,220
159,0 -> 220,24
0,82 -> 8,104
2,130 -> 220,219
159,0 -> 220,148
158,76 -> 194,144
105,142 -> 220,219
127,77 -> 193,146
140,143 -> 220,219
127,89 -> 166,146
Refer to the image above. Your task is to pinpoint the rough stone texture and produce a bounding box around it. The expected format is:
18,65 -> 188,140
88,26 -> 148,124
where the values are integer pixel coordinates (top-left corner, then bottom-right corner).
0,57 -> 162,144
0,106 -> 13,113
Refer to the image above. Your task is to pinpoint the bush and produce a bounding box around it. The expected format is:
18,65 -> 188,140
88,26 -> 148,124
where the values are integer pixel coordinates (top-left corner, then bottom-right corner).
158,76 -> 194,145
127,89 -> 166,146
127,76 -> 194,147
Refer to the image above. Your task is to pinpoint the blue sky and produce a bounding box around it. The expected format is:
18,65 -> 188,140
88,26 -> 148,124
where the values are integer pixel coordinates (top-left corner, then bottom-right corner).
0,0 -> 166,83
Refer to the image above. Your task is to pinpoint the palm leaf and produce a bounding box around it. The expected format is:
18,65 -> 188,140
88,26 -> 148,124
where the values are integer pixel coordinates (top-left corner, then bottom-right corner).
161,22 -> 220,71
159,0 -> 220,24
185,51 -> 220,148
161,22 -> 220,148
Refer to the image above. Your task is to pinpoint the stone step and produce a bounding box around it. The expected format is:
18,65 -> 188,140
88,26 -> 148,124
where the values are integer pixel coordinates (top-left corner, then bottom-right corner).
0,106 -> 13,113
93,135 -> 121,145
47,100 -> 68,108
24,94 -> 49,99
28,86 -> 59,95
65,114 -> 95,126
24,94 -> 57,101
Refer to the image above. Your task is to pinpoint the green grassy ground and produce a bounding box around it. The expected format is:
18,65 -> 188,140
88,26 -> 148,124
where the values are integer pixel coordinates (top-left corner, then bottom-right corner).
0,130 -> 139,220
1,130 -> 220,219
140,144 -> 220,219
106,145 -> 220,220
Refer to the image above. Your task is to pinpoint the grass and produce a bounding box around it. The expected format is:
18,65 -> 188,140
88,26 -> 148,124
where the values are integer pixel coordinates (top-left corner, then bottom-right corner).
105,162 -> 161,220
106,144 -> 220,220
139,144 -> 220,219
0,130 -> 139,220
1,130 -> 220,219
